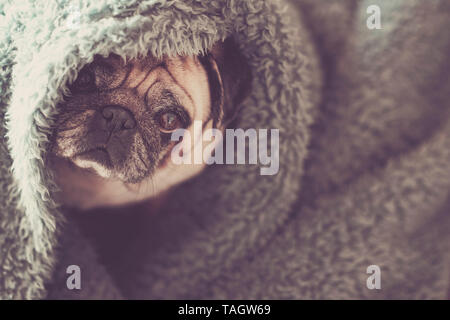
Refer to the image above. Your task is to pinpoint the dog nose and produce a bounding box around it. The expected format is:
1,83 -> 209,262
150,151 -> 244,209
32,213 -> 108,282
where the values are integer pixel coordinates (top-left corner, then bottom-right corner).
101,105 -> 136,131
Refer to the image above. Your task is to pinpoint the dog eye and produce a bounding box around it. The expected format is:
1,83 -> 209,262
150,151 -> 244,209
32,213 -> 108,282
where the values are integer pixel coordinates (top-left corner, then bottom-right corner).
94,62 -> 119,89
157,111 -> 183,132
72,67 -> 96,92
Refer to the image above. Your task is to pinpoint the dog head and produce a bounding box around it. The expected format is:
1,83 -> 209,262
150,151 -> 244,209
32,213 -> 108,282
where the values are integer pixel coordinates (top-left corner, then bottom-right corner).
50,38 -> 251,209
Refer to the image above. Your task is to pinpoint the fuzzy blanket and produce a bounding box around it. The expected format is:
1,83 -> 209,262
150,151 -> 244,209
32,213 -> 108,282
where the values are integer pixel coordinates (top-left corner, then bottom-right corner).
0,0 -> 449,299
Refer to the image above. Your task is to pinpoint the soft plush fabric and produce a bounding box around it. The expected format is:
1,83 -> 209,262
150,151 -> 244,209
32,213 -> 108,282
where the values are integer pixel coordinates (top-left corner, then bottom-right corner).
0,0 -> 449,299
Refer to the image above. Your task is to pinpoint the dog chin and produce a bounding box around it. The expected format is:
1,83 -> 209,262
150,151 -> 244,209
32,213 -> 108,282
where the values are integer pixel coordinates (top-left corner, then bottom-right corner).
51,153 -> 206,210
72,157 -> 113,179
71,148 -> 151,184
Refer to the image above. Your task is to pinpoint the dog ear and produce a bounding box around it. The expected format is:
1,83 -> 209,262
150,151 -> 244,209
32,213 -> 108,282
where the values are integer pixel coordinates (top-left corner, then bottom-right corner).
199,37 -> 252,128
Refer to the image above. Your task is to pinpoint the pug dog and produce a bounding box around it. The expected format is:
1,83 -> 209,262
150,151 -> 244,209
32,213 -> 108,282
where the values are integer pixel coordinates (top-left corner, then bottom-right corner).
50,38 -> 251,210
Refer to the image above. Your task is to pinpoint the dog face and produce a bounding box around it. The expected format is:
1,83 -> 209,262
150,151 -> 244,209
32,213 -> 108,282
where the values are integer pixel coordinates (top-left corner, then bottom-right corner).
50,38 -> 251,209
53,54 -> 211,184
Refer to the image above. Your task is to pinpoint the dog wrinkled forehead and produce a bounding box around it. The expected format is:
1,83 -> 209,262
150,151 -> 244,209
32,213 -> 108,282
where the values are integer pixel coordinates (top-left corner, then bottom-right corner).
70,53 -> 164,93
